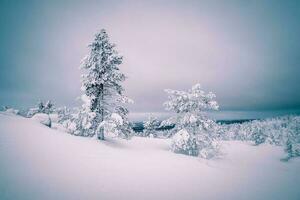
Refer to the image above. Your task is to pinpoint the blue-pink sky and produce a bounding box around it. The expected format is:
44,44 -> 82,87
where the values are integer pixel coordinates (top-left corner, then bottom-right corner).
0,0 -> 300,113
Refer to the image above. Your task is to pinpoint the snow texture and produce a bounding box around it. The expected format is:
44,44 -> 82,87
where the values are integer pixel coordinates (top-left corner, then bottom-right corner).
31,113 -> 51,127
0,113 -> 300,200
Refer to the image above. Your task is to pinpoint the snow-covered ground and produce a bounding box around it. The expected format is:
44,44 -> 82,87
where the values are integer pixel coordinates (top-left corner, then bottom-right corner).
0,113 -> 300,200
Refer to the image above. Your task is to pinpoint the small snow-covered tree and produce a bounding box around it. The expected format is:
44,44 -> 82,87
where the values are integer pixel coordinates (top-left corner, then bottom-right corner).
56,106 -> 73,130
164,83 -> 219,158
114,104 -> 133,138
143,115 -> 160,137
27,100 -> 55,117
74,29 -> 132,140
44,100 -> 55,114
1,106 -> 9,111
1,106 -> 19,115
218,115 -> 300,161
70,109 -> 96,136
57,107 -> 72,123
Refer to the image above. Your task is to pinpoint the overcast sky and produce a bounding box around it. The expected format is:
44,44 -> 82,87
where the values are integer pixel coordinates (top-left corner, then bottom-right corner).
0,0 -> 300,113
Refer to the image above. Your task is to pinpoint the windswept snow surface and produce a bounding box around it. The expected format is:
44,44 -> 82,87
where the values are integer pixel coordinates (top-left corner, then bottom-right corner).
0,113 -> 300,200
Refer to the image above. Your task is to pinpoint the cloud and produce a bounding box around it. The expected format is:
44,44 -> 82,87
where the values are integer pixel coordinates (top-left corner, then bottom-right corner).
0,0 -> 299,112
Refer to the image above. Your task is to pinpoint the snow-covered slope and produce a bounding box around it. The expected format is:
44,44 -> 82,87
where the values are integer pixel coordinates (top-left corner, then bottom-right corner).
0,113 -> 300,200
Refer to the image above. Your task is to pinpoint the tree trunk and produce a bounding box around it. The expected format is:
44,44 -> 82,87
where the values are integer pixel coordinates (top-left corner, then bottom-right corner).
98,126 -> 104,140
97,83 -> 105,140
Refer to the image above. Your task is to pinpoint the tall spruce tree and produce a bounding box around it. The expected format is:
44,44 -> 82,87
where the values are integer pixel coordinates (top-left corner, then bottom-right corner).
77,29 -> 132,140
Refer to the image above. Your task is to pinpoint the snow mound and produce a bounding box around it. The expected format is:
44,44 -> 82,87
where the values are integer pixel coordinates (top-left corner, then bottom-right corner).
2,108 -> 19,115
1,114 -> 300,200
49,113 -> 59,123
31,113 -> 51,127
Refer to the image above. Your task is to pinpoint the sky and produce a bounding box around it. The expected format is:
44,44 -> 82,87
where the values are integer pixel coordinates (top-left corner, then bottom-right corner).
0,0 -> 300,115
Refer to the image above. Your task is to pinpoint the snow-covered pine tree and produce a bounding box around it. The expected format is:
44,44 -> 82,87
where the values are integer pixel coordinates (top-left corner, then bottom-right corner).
37,100 -> 45,113
143,115 -> 160,137
76,29 -> 132,140
114,104 -> 132,139
163,83 -> 219,158
44,100 -> 55,114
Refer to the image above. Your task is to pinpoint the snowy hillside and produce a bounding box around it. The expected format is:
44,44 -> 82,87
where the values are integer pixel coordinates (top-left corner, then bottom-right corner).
0,113 -> 300,200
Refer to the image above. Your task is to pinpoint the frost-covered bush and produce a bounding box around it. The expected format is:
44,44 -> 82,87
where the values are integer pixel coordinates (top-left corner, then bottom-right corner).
159,129 -> 174,138
164,83 -> 220,158
69,107 -> 133,138
113,106 -> 133,139
143,115 -> 160,137
1,106 -> 9,111
1,107 -> 19,115
219,115 -> 300,160
57,107 -> 72,123
67,110 -> 96,136
99,113 -> 132,139
196,131 -> 220,159
27,100 -> 55,117
171,129 -> 198,156
283,138 -> 300,161
171,127 -> 220,159
54,106 -> 75,132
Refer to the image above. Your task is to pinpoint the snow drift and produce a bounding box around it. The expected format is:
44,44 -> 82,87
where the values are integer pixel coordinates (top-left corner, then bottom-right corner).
0,113 -> 300,200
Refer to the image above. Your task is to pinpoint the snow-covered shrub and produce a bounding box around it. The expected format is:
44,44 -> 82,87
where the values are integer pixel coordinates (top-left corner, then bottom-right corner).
283,139 -> 300,161
159,118 -> 176,136
17,109 -> 30,117
72,29 -> 133,139
57,107 -> 72,124
164,83 -> 220,158
27,100 -> 55,117
159,129 -> 174,138
27,108 -> 38,117
99,113 -> 132,139
68,110 -> 96,136
171,129 -> 198,156
196,131 -> 220,159
2,107 -> 19,115
114,105 -> 133,139
282,116 -> 300,161
1,106 -> 9,111
32,113 -> 51,127
143,115 -> 160,137
218,115 -> 300,160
